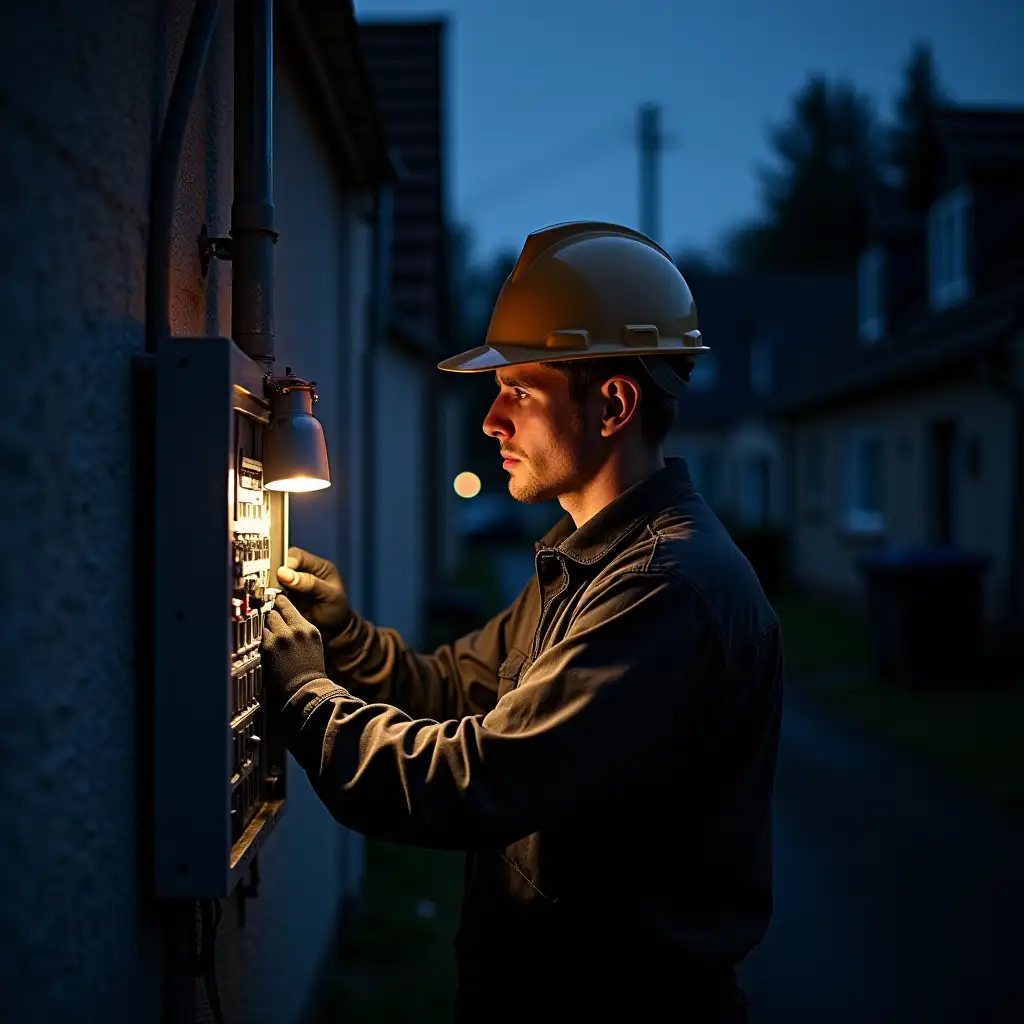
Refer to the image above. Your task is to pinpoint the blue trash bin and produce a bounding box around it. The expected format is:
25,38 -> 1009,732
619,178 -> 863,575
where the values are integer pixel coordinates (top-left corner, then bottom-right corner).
858,545 -> 990,688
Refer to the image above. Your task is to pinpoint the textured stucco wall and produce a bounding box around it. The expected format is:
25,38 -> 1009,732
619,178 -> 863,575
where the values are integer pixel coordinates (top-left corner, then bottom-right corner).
0,1 -> 174,1018
0,2 -> 375,1021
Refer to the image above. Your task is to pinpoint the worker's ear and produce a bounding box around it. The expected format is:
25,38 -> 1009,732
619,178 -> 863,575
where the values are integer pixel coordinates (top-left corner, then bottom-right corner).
599,376 -> 641,438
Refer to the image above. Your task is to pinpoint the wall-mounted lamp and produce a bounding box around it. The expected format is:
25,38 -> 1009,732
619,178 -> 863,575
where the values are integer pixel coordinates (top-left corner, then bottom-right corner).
263,369 -> 331,492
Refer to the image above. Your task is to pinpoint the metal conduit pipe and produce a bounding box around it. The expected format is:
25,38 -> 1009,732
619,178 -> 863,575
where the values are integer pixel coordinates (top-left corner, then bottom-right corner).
145,0 -> 223,354
232,0 -> 278,371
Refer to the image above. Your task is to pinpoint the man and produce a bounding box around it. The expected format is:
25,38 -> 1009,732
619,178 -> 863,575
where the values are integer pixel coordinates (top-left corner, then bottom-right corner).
261,222 -> 783,1022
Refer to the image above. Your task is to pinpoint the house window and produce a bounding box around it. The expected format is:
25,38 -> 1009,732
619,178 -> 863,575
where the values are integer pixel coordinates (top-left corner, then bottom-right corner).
928,186 -> 972,311
750,337 -> 773,394
858,247 -> 885,342
688,352 -> 718,391
842,429 -> 885,534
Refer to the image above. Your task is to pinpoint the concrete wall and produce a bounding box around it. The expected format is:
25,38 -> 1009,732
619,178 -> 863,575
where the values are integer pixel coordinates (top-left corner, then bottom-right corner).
0,1 -> 183,1018
790,372 -> 1018,629
0,2 -> 380,1020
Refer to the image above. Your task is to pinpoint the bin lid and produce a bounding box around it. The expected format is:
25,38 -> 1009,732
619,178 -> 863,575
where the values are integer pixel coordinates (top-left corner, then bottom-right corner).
858,544 -> 990,569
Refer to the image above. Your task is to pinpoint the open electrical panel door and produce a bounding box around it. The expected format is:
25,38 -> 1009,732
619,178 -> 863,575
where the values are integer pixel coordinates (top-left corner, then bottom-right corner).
153,337 -> 289,898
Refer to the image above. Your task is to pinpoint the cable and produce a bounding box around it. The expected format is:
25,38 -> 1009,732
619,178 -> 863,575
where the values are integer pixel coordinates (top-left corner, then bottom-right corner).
461,110 -> 633,211
145,0 -> 223,353
197,899 -> 227,1024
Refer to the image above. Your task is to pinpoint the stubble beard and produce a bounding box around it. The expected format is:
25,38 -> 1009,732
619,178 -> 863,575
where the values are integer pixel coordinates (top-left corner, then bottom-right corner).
507,464 -> 547,504
507,455 -> 577,504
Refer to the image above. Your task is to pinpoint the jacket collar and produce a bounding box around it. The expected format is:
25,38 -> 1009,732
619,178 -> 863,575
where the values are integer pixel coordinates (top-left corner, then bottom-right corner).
535,458 -> 693,565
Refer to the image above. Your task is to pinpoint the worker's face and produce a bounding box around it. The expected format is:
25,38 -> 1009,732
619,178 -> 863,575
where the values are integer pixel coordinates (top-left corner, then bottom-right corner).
482,362 -> 603,503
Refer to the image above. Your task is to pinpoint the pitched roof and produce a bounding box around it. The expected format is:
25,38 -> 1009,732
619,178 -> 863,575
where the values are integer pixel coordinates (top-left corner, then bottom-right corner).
678,271 -> 856,427
936,106 -> 1024,179
774,277 -> 1024,415
286,0 -> 397,186
359,19 -> 449,349
863,183 -> 923,240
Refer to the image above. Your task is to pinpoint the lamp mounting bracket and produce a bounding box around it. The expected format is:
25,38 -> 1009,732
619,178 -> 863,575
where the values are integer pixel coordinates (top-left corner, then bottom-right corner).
198,222 -> 234,278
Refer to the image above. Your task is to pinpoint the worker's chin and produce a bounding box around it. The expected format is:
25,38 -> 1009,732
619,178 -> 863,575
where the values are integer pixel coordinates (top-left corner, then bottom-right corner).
508,470 -> 554,505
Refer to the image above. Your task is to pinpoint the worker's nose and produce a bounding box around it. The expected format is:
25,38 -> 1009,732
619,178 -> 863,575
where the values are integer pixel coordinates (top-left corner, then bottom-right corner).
481,396 -> 511,440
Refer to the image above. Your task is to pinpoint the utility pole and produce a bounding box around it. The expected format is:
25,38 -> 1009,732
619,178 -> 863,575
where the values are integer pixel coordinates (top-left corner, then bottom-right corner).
637,102 -> 661,242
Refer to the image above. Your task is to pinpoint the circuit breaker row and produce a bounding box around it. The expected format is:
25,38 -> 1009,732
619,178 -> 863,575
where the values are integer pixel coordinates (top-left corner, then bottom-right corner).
233,534 -> 270,570
230,718 -> 262,844
232,603 -> 265,655
232,718 -> 260,780
231,653 -> 263,720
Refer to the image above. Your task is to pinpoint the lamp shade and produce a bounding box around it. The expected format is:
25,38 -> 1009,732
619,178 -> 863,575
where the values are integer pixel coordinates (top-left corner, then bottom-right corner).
263,381 -> 331,492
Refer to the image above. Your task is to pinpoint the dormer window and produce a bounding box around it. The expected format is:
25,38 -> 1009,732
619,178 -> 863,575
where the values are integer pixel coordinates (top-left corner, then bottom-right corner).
928,186 -> 972,311
857,247 -> 885,342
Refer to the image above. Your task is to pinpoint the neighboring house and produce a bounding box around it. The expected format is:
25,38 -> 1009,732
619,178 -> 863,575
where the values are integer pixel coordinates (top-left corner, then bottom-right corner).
774,106 -> 1024,655
0,1 -> 447,1020
665,272 -> 856,531
358,18 -> 463,642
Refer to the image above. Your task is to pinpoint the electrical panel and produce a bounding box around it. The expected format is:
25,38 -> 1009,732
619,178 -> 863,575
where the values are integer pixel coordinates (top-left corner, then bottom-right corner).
153,337 -> 289,898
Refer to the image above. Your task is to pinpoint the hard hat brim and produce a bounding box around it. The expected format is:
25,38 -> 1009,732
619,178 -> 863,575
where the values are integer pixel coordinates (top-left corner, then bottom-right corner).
437,339 -> 711,373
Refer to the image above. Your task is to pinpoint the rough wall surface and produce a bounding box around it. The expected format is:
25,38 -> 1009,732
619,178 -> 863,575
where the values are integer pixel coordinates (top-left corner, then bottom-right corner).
0,1 -> 173,1018
0,3 -> 370,1020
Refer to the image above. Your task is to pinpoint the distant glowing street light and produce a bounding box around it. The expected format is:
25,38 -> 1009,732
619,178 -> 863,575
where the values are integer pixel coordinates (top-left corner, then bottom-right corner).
453,471 -> 481,499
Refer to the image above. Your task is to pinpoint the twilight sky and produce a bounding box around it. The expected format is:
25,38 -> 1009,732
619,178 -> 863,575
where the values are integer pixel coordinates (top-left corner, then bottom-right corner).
353,0 -> 1024,265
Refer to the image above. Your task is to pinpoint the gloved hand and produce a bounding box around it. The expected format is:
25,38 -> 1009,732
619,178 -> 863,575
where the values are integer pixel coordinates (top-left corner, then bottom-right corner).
261,593 -> 328,706
275,546 -> 351,642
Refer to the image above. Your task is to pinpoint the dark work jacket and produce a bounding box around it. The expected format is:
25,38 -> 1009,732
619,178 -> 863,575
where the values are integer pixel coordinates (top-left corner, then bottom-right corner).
276,459 -> 782,1021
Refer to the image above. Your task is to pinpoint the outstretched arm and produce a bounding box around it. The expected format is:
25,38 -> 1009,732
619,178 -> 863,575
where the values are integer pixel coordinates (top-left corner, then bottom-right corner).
261,571 -> 711,850
277,546 -> 537,720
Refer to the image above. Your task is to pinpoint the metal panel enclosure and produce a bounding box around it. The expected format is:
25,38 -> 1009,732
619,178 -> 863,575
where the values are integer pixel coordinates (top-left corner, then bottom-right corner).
154,337 -> 288,898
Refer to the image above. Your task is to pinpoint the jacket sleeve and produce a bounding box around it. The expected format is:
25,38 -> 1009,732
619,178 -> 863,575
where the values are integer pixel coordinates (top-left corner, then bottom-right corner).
277,570 -> 714,850
323,576 -> 539,721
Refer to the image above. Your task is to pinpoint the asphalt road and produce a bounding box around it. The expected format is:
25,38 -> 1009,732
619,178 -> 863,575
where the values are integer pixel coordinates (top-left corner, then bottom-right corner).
738,692 -> 1024,1024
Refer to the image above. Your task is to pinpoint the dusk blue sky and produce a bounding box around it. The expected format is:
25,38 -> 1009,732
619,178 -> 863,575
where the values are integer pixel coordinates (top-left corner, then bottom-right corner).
353,0 -> 1024,266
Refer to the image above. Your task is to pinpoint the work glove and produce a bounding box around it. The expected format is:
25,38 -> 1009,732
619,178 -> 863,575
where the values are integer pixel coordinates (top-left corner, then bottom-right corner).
275,546 -> 351,642
261,593 -> 328,707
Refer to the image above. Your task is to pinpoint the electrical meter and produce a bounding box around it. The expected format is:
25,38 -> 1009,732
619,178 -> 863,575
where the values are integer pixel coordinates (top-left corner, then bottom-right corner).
153,337 -> 289,898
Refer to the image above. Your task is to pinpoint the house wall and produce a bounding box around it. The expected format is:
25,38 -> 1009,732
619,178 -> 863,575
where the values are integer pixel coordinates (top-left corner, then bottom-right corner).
373,340 -> 428,647
665,426 -> 728,510
0,0 -> 171,1015
667,418 -> 785,525
0,2 -> 380,1020
790,372 -> 1018,632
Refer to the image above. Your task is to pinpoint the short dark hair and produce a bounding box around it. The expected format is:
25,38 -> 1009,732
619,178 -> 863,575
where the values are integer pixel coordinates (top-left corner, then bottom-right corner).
542,355 -> 694,448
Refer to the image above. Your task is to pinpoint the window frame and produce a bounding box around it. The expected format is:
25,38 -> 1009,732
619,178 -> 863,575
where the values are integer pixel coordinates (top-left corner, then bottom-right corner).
857,246 -> 886,343
928,185 -> 973,312
841,427 -> 886,536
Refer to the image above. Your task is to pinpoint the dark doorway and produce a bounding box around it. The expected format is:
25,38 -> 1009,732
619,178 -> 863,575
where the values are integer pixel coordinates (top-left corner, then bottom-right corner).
928,419 -> 957,544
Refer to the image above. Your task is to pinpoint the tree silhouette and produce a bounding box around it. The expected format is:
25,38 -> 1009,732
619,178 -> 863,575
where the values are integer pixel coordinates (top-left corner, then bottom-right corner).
888,42 -> 948,214
725,75 -> 883,271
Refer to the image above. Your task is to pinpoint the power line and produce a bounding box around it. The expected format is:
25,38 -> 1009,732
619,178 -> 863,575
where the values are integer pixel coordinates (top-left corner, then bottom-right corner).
460,109 -> 634,212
